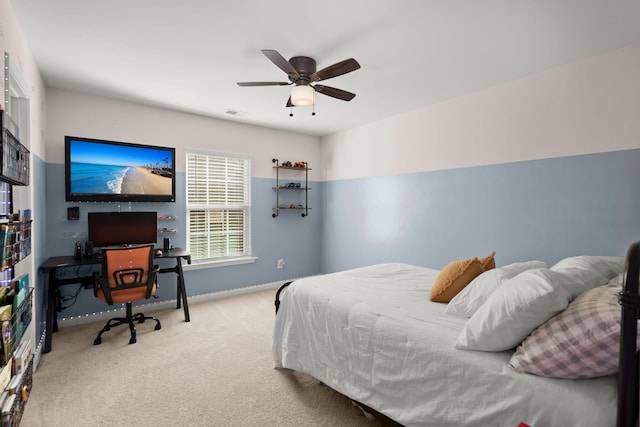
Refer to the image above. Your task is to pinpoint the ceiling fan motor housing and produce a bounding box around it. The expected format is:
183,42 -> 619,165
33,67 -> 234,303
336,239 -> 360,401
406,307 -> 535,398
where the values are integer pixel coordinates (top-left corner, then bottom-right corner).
289,56 -> 316,82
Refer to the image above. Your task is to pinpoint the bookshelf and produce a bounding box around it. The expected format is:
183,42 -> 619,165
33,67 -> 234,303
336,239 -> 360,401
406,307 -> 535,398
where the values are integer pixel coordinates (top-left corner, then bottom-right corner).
0,218 -> 32,425
0,217 -> 32,271
0,109 -> 33,425
0,113 -> 29,186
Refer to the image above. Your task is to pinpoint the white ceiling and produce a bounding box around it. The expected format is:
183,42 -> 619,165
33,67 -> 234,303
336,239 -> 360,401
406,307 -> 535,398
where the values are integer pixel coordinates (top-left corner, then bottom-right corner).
9,0 -> 640,137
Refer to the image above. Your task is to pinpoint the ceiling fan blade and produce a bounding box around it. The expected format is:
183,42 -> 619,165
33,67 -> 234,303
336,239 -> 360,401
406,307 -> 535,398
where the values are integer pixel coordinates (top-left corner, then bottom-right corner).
237,81 -> 290,87
310,58 -> 360,82
313,85 -> 356,101
261,49 -> 300,80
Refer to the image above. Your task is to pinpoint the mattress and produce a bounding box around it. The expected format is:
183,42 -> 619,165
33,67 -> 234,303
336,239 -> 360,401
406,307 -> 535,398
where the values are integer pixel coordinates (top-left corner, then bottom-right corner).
272,263 -> 616,426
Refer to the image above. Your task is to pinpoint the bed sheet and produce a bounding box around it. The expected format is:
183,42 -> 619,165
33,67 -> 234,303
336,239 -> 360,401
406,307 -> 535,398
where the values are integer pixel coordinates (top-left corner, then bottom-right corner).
272,263 -> 616,427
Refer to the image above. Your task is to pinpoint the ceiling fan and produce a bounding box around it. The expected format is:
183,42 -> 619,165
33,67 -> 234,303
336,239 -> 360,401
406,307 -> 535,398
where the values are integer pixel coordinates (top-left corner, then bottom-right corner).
237,49 -> 360,108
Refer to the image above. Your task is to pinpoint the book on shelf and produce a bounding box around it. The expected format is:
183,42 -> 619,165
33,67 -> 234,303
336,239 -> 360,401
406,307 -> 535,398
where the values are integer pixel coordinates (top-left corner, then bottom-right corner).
10,278 -> 28,342
12,339 -> 31,375
0,360 -> 12,392
10,274 -> 28,296
0,225 -> 8,267
12,288 -> 25,312
0,391 -> 15,425
6,370 -> 22,396
0,289 -> 14,309
0,305 -> 11,366
0,288 -> 8,306
18,210 -> 30,223
0,392 -> 7,414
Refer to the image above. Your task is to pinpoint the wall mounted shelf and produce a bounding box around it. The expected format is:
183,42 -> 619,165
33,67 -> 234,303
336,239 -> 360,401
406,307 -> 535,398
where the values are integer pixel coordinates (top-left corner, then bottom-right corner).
272,158 -> 310,218
157,215 -> 176,234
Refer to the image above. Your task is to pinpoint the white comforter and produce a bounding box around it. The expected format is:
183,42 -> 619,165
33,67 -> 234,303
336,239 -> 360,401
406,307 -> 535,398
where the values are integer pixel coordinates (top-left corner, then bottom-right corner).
272,263 -> 616,427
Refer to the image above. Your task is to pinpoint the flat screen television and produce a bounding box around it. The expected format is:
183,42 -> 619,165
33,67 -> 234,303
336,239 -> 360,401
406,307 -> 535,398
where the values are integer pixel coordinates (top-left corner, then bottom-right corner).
65,136 -> 175,202
88,211 -> 158,248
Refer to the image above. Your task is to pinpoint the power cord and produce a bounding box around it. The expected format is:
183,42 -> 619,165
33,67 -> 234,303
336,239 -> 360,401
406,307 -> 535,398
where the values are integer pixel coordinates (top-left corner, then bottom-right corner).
58,284 -> 83,311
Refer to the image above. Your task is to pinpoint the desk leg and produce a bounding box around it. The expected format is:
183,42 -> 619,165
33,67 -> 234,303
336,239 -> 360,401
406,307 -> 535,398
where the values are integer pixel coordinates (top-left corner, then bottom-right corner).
44,270 -> 57,353
177,258 -> 190,322
176,271 -> 182,310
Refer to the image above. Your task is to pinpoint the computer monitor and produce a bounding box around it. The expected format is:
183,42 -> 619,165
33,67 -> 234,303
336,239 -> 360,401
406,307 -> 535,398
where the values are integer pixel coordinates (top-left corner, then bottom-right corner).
88,211 -> 157,248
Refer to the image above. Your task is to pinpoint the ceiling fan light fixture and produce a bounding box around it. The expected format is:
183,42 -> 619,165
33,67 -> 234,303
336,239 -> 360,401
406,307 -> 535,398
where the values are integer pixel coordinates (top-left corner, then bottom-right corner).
291,84 -> 315,107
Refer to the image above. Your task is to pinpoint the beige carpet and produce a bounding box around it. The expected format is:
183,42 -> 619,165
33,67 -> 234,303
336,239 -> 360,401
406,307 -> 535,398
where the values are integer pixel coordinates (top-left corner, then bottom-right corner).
21,289 -> 400,427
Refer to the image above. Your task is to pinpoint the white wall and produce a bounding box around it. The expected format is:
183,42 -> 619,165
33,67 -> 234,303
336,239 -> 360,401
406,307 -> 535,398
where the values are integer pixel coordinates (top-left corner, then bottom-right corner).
0,0 -> 46,159
1,0 -> 49,366
46,89 -> 321,177
321,43 -> 640,181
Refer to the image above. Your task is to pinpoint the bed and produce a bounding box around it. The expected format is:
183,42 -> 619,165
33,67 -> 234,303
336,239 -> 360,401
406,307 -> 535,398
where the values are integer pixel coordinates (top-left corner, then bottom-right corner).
272,251 -> 636,427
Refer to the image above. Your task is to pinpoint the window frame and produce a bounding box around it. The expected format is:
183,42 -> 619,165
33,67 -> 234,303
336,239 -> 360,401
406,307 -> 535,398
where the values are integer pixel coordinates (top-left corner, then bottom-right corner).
185,150 -> 255,268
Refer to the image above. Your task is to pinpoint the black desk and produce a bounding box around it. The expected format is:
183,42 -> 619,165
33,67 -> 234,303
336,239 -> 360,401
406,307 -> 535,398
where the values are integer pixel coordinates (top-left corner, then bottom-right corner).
39,248 -> 191,353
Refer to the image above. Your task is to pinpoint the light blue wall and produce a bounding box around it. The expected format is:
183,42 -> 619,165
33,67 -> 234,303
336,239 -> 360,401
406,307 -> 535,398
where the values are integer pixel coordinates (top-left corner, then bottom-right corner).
44,163 -> 322,318
43,148 -> 640,319
321,149 -> 640,273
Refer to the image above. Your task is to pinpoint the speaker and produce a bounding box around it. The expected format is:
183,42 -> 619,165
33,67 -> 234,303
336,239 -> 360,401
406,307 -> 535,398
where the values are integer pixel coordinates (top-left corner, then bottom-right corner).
163,237 -> 170,252
85,241 -> 94,257
73,242 -> 82,260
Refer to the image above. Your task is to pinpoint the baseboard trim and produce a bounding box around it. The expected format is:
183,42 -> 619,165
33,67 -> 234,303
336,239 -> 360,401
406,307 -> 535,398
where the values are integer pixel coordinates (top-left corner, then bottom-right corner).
56,278 -> 307,329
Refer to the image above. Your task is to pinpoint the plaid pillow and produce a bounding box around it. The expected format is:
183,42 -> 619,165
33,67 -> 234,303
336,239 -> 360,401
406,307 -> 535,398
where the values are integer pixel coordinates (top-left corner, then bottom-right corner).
509,274 -> 628,379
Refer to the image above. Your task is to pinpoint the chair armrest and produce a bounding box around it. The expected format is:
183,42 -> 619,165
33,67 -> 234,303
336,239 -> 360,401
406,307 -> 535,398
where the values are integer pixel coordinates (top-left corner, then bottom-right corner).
94,272 -> 115,305
145,265 -> 160,299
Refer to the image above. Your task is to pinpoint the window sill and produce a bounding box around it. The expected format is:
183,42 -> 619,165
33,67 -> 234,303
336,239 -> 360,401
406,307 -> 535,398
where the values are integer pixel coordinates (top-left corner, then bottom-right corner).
183,256 -> 257,271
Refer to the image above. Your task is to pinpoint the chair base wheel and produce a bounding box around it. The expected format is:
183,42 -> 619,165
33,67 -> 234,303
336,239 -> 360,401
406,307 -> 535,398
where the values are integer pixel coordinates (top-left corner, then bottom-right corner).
93,308 -> 161,345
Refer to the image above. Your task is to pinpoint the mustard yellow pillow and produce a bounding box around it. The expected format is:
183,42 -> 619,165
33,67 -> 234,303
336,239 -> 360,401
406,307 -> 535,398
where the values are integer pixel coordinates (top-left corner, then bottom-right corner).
430,258 -> 485,303
480,251 -> 496,271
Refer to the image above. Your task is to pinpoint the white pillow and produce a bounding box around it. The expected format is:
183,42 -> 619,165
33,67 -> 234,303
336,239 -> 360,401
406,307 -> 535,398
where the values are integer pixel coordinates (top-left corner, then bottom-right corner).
445,261 -> 546,318
455,268 -> 572,351
550,255 -> 624,298
455,256 -> 624,352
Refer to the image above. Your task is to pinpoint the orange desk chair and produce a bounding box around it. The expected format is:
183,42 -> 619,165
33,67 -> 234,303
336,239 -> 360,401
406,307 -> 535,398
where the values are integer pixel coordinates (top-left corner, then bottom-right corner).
93,244 -> 161,345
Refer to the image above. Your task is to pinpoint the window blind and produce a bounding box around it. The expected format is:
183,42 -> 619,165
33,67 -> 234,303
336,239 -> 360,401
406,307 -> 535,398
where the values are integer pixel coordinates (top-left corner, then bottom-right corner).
186,152 -> 251,261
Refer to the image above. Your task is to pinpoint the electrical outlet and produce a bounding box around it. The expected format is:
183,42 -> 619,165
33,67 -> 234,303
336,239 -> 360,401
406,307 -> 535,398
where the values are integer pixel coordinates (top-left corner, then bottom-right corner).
277,258 -> 285,269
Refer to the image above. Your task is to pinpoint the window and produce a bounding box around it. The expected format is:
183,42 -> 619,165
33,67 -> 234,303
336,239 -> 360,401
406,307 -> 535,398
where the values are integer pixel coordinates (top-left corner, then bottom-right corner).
186,152 -> 251,263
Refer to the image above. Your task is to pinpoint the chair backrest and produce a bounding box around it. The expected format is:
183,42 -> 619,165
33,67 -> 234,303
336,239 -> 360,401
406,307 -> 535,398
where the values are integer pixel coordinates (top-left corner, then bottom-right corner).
96,244 -> 157,305
103,244 -> 154,288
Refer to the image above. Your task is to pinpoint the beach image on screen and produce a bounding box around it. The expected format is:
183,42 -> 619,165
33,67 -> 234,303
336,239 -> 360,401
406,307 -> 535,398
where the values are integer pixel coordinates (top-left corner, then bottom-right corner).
69,140 -> 173,196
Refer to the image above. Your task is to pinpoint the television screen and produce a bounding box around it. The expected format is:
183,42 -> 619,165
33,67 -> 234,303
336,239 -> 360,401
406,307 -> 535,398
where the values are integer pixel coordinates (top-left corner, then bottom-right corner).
65,136 -> 175,202
88,211 -> 158,248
